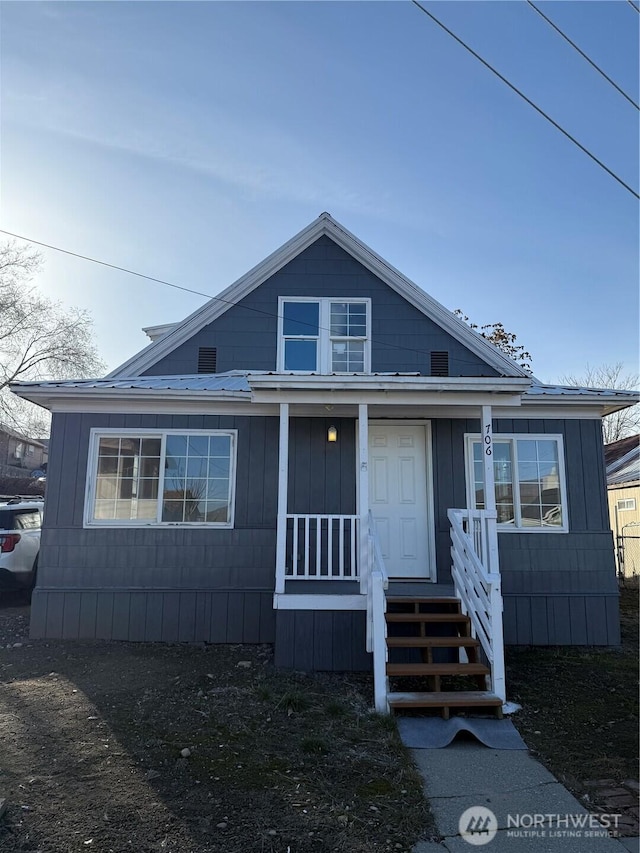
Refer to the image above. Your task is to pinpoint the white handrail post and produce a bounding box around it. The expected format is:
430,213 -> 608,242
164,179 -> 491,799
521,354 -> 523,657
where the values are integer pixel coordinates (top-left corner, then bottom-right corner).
490,580 -> 506,702
358,404 -> 369,594
275,403 -> 289,594
371,573 -> 389,713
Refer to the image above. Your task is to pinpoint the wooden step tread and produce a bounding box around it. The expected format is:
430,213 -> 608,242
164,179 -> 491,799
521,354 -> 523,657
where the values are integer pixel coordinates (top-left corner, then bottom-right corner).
388,691 -> 502,709
387,662 -> 489,676
386,636 -> 480,648
385,612 -> 469,623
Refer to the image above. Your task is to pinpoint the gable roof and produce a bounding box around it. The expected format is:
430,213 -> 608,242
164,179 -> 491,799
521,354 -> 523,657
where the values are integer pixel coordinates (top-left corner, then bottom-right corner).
109,213 -> 530,379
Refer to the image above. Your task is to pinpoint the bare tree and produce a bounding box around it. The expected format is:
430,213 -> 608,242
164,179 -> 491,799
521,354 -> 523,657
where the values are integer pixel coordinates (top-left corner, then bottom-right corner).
454,310 -> 533,372
560,363 -> 640,444
0,241 -> 105,436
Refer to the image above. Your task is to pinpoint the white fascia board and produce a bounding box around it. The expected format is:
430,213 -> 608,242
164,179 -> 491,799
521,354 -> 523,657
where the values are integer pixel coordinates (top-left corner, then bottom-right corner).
248,374 -> 531,393
323,216 -> 528,378
524,394 -> 639,417
142,323 -> 178,342
252,390 -> 525,406
273,594 -> 367,611
108,213 -> 528,379
108,216 -> 331,378
10,386 -> 253,412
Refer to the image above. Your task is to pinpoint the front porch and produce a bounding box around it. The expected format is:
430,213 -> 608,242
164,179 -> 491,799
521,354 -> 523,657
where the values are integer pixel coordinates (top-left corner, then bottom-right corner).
264,387 -> 515,715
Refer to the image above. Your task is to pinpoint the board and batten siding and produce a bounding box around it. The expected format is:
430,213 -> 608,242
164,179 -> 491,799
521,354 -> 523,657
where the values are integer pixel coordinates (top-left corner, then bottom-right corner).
142,236 -> 498,379
33,411 -> 619,651
431,417 -> 619,645
31,413 -> 357,643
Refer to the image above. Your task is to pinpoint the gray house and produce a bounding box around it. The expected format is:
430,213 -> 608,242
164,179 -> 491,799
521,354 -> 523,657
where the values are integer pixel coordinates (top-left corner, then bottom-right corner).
13,214 -> 638,715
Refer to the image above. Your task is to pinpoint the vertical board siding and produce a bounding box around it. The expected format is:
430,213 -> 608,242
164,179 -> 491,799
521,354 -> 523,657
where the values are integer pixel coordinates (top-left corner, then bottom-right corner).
38,408 -> 619,648
432,417 -> 619,646
274,610 -> 372,672
289,418 -> 356,515
32,590 -> 277,643
142,236 -> 498,379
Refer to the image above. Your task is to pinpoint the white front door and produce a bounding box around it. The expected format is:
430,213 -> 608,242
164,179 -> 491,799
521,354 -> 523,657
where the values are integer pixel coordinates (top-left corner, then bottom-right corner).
369,424 -> 433,579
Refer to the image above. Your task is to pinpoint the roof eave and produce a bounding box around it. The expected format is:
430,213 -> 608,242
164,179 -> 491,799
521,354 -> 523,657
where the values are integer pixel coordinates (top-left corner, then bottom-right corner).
10,385 -> 252,411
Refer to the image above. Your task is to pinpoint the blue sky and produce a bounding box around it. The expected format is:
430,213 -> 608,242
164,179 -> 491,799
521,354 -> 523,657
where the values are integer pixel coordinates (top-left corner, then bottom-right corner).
1,0 -> 638,382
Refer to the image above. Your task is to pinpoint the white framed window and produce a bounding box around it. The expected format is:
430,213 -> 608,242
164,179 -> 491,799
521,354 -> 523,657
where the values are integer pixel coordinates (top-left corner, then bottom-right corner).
464,434 -> 568,532
277,297 -> 371,373
617,498 -> 636,511
85,429 -> 237,528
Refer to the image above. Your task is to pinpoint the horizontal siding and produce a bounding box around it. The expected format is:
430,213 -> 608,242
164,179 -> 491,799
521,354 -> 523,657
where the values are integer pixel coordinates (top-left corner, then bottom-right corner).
274,610 -> 371,671
143,236 -> 498,378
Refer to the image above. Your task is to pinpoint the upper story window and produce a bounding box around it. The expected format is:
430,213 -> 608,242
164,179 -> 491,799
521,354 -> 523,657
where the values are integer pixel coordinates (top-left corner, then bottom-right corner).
278,297 -> 371,373
464,434 -> 568,532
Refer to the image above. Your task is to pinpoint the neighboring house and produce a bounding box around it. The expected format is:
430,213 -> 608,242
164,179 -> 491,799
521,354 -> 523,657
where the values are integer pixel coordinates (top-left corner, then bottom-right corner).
0,425 -> 47,477
12,214 -> 639,714
605,434 -> 640,580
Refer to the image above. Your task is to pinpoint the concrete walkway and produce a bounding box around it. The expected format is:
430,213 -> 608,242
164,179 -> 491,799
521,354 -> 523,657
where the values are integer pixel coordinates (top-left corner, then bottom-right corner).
410,740 -> 639,853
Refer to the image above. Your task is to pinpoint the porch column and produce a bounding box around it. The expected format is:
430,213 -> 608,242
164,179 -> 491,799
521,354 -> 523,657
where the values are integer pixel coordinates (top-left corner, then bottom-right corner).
275,402 -> 289,594
481,404 -> 506,703
481,404 -> 499,575
358,404 -> 369,593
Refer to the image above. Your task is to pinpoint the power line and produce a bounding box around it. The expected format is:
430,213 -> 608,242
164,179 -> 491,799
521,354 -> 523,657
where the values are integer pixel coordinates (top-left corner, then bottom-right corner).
411,0 -> 639,200
627,0 -> 640,14
0,228 -> 493,368
527,0 -> 639,111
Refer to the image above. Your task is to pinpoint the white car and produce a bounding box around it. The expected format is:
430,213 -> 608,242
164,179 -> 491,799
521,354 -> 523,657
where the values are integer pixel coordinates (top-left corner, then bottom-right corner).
0,498 -> 43,596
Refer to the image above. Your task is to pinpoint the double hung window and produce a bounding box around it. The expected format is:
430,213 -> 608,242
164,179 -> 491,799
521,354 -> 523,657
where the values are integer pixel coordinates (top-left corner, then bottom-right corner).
465,434 -> 568,531
279,297 -> 370,373
86,430 -> 236,527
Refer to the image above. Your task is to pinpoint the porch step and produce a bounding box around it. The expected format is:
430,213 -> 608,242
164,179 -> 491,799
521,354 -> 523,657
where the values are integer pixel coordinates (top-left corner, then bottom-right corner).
386,635 -> 480,648
386,662 -> 489,677
383,593 -> 501,718
385,612 -> 470,623
388,691 -> 503,717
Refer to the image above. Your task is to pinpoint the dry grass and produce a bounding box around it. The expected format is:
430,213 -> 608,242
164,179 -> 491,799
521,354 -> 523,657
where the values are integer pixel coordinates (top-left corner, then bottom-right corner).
0,615 -> 434,853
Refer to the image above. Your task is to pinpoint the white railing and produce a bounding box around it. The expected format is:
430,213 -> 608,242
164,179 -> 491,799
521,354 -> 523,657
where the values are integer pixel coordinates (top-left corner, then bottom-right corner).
366,511 -> 390,714
448,508 -> 506,703
286,514 -> 359,579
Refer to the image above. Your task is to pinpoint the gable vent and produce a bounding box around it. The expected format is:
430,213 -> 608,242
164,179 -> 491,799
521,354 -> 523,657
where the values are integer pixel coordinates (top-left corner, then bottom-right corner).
430,351 -> 449,377
197,347 -> 217,374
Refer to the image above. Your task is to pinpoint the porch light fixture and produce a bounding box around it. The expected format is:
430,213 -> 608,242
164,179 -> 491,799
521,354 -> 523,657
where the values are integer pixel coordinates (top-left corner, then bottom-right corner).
327,425 -> 338,443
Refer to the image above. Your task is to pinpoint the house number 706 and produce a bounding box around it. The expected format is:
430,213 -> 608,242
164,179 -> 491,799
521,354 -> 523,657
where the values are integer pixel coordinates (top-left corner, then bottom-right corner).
484,423 -> 492,456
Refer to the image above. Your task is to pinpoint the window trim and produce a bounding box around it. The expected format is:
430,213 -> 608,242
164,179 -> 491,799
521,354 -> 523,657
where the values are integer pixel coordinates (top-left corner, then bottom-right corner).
84,428 -> 237,529
616,497 -> 636,512
277,296 -> 371,373
464,433 -> 569,533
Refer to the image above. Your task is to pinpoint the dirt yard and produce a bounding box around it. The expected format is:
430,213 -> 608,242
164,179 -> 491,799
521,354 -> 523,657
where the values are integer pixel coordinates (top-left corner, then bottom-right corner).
0,595 -> 433,853
507,586 -> 640,836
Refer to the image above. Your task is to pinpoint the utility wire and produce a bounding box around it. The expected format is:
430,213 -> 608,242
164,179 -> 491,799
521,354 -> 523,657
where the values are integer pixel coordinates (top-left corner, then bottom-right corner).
626,0 -> 640,14
411,0 -> 640,200
0,228 -> 491,368
527,1 -> 639,110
